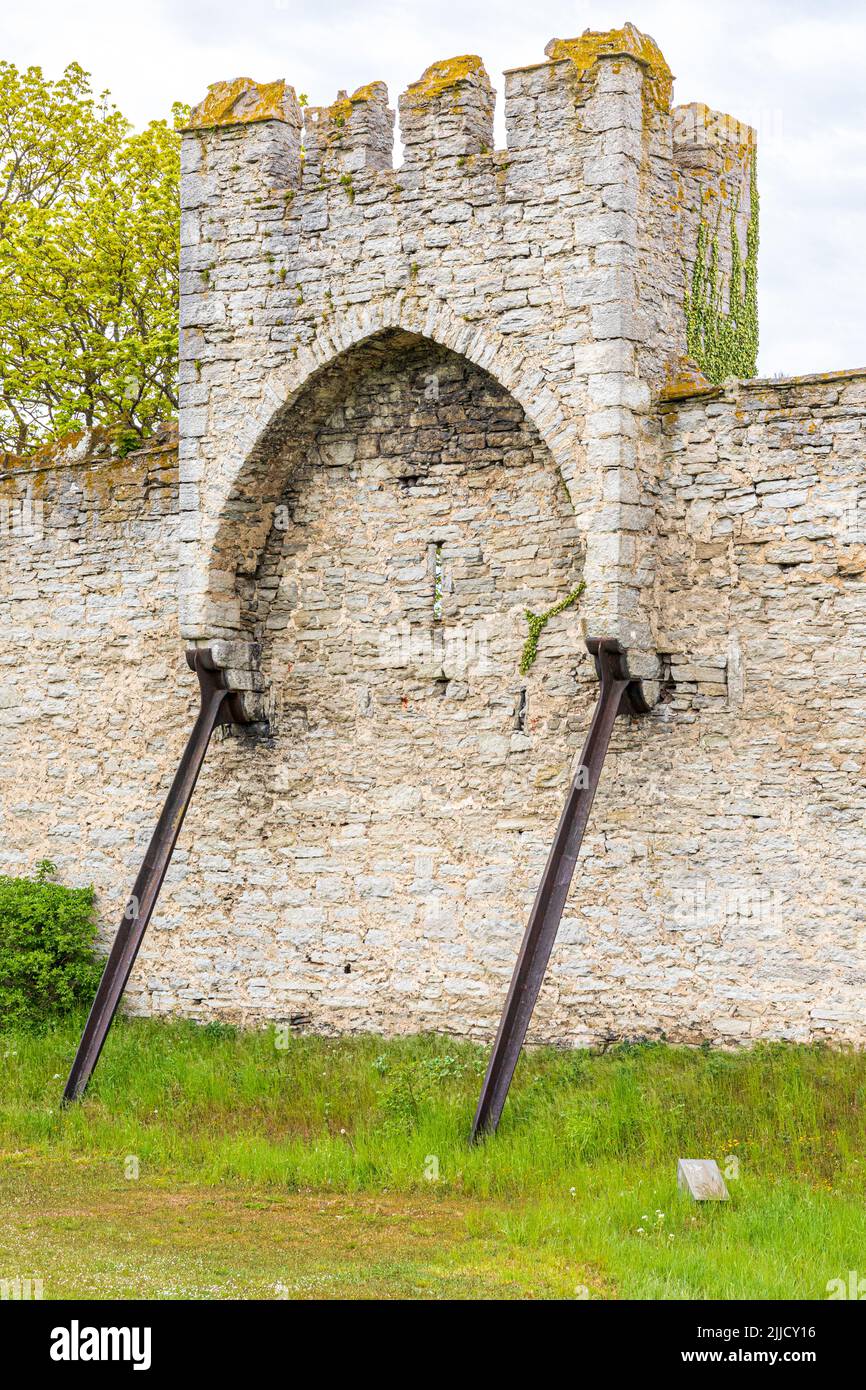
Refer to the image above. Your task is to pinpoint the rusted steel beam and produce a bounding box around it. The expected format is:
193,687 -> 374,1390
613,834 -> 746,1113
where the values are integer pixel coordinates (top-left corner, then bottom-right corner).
63,649 -> 248,1103
471,638 -> 648,1141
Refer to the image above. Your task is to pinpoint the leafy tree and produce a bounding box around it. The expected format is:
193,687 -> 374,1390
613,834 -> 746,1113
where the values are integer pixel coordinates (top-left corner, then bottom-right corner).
0,62 -> 183,453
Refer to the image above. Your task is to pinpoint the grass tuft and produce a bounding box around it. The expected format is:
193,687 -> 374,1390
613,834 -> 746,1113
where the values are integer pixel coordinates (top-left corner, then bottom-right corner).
1,1018 -> 864,1298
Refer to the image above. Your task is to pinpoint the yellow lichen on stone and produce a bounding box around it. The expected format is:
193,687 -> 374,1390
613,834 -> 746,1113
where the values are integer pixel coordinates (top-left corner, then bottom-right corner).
327,90 -> 353,124
403,55 -> 487,106
678,100 -> 712,129
323,82 -> 386,122
185,78 -> 301,130
659,356 -> 716,401
545,23 -> 673,111
351,81 -> 387,106
674,102 -> 757,150
305,83 -> 388,141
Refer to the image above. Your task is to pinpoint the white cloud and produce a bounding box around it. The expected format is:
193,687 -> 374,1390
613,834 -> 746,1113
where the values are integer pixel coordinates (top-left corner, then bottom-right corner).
4,0 -> 865,375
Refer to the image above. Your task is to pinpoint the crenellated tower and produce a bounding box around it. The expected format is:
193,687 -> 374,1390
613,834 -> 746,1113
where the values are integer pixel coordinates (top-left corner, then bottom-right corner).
178,23 -> 758,713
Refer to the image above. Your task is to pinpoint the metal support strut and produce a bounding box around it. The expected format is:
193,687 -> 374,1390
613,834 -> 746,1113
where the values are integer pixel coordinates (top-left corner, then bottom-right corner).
63,649 -> 249,1103
471,638 -> 648,1141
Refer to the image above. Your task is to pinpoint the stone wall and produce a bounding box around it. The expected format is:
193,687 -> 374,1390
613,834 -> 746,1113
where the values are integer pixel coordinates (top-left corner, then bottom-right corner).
0,429 -> 193,961
2,368 -> 865,1045
1,25 -> 864,1048
650,369 -> 866,1041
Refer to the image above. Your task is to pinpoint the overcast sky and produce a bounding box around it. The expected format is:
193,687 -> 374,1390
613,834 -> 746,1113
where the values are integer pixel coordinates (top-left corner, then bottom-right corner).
5,0 -> 865,377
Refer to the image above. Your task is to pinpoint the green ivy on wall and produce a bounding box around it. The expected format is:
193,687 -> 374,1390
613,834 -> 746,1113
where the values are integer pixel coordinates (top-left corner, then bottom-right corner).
684,154 -> 759,383
520,584 -> 586,675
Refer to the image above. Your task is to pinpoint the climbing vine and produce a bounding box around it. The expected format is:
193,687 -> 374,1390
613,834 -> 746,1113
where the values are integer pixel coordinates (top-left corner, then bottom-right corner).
520,583 -> 586,675
684,154 -> 759,383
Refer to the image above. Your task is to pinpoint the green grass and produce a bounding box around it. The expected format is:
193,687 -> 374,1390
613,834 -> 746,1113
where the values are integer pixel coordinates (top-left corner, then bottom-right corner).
1,1017 -> 865,1299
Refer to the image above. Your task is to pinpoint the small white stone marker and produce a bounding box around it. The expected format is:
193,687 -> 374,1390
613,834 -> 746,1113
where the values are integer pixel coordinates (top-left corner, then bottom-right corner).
677,1158 -> 729,1201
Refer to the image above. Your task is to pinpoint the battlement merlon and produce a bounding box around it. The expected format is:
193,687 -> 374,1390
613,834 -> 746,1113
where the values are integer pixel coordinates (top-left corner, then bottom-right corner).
672,101 -> 758,250
673,101 -> 757,230
399,55 -> 494,165
181,77 -> 303,189
543,23 -> 673,110
304,83 -> 395,178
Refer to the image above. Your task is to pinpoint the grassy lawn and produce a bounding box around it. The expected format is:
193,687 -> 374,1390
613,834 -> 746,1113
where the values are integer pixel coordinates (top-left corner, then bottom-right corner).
1,1017 -> 865,1299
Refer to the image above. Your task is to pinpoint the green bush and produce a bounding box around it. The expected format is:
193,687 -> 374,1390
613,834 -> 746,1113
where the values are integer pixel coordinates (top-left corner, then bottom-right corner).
0,860 -> 102,1028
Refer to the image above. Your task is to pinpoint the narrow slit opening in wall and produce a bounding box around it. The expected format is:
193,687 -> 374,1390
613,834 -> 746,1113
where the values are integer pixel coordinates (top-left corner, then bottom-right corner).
432,542 -> 444,622
515,687 -> 528,732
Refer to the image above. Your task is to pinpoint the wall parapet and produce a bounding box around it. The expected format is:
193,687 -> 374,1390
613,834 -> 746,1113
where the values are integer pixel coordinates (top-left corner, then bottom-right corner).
659,365 -> 866,411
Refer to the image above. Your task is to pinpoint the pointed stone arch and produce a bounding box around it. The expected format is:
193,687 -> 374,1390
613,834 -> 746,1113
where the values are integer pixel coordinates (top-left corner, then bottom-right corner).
179,296 -> 591,645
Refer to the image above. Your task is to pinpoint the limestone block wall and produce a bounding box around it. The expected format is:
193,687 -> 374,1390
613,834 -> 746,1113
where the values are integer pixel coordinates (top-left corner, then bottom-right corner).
1,26 -> 863,1049
2,370 -> 865,1046
651,369 -> 866,1040
0,429 -> 193,922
